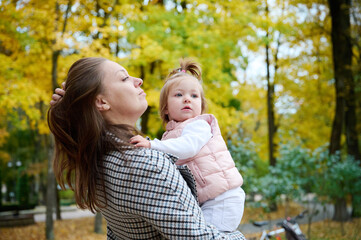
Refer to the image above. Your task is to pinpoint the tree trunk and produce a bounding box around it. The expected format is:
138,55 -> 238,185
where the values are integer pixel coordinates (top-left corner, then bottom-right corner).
345,1 -> 361,218
46,48 -> 61,240
180,0 -> 187,9
352,195 -> 361,217
328,0 -> 350,155
346,85 -> 361,217
56,183 -> 61,220
51,51 -> 60,90
94,212 -> 103,233
345,89 -> 360,161
141,107 -> 152,134
139,65 -> 151,134
0,168 -> 2,209
328,95 -> 344,155
45,135 -> 55,240
333,197 -> 349,222
46,2 -> 61,235
45,0 -> 74,234
266,51 -> 276,167
328,0 -> 352,222
265,2 -> 276,167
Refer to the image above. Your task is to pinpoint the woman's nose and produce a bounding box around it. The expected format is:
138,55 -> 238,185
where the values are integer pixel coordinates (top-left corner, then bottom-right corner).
134,77 -> 143,87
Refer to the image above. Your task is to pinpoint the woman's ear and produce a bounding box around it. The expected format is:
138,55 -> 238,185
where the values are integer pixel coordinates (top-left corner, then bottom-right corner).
95,95 -> 110,111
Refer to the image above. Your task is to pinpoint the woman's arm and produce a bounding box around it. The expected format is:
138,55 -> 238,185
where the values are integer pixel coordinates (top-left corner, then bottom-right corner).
50,82 -> 66,106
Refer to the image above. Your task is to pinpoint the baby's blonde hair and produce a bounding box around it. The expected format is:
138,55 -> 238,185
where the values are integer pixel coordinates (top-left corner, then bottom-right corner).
159,58 -> 207,124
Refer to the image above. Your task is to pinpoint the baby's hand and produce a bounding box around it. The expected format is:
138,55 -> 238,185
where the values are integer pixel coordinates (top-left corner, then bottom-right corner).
130,135 -> 151,148
50,82 -> 66,106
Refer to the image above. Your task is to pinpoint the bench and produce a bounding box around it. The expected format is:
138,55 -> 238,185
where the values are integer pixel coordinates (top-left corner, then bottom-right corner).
0,213 -> 35,227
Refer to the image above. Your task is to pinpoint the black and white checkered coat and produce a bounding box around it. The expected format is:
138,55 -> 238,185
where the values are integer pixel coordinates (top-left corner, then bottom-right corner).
97,147 -> 245,239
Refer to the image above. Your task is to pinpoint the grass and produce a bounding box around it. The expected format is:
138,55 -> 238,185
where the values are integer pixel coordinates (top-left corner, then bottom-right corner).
1,203 -> 360,240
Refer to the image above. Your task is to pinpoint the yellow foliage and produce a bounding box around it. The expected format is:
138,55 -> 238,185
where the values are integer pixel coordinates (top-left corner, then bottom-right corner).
0,151 -> 10,164
38,121 -> 50,135
145,88 -> 161,108
0,128 -> 9,147
0,0 -> 350,167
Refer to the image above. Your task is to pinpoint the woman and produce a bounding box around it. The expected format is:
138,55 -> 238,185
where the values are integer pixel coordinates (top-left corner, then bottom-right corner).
48,57 -> 245,239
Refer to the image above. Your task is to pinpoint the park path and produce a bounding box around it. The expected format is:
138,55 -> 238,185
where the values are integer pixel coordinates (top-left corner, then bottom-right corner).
10,205 -> 96,222
2,202 -> 335,235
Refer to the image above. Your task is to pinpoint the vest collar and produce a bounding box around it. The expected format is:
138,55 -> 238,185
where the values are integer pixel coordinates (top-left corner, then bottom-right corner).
165,120 -> 181,131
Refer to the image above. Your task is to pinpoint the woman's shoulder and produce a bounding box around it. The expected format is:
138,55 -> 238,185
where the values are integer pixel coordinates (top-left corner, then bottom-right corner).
103,148 -> 178,169
142,148 -> 179,165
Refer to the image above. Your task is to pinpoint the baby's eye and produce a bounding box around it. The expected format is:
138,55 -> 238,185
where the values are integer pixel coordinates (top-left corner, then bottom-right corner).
191,94 -> 198,98
122,76 -> 129,81
175,93 -> 182,97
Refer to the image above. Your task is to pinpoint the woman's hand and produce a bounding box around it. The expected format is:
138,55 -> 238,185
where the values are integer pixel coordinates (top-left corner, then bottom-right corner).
130,135 -> 151,148
50,82 -> 66,106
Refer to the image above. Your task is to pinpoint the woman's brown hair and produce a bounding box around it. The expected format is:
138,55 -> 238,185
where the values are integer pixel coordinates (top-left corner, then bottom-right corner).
47,57 -> 136,213
159,59 -> 207,124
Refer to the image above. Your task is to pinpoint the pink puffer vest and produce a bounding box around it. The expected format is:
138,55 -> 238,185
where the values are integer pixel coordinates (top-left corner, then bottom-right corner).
162,114 -> 243,204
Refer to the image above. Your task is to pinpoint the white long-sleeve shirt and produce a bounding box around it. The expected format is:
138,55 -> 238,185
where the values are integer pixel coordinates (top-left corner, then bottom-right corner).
150,120 -> 213,159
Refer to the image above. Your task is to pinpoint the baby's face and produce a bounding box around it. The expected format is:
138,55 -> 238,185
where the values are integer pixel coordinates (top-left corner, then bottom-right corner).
165,77 -> 202,122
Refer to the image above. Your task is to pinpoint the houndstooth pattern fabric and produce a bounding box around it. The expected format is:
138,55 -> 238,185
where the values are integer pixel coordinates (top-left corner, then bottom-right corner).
96,147 -> 246,240
176,164 -> 199,204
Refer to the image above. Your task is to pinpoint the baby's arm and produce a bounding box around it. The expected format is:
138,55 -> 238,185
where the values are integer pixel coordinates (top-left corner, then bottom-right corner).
151,120 -> 212,159
130,135 -> 150,148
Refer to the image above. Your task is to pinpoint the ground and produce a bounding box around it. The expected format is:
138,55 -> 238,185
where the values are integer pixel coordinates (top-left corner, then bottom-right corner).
1,203 -> 361,240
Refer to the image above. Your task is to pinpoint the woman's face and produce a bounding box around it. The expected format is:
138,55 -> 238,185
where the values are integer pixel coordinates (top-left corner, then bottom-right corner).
97,60 -> 148,126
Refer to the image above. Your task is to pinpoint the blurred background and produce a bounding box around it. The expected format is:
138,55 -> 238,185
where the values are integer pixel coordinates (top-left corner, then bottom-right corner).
0,0 -> 360,239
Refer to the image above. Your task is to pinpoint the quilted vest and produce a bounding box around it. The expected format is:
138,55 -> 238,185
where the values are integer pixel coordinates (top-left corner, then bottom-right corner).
162,114 -> 243,204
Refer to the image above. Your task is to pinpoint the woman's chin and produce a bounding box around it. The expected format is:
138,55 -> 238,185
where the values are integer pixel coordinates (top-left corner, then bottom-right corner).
140,102 -> 149,114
